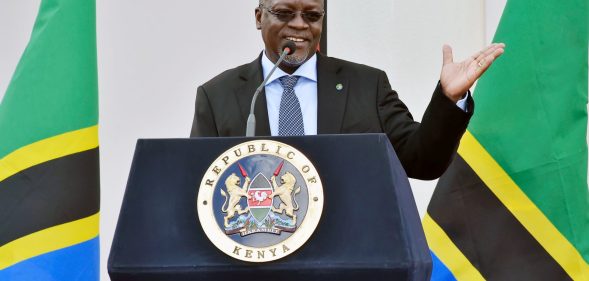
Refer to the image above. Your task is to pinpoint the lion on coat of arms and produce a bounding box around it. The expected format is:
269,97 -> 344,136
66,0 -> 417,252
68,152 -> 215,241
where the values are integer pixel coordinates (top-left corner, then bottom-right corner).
270,172 -> 301,224
220,173 -> 251,227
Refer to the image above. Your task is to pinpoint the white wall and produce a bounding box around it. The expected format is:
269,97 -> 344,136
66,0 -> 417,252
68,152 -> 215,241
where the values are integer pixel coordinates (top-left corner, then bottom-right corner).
0,0 -> 41,95
0,1 -> 506,280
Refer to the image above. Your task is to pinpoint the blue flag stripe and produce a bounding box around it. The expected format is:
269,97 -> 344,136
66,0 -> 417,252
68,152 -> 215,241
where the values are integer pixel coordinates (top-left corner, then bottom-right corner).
430,251 -> 457,281
0,237 -> 99,281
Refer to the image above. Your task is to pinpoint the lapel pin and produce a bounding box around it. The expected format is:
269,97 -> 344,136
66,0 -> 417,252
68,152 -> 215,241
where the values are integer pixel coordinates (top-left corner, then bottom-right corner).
336,83 -> 343,91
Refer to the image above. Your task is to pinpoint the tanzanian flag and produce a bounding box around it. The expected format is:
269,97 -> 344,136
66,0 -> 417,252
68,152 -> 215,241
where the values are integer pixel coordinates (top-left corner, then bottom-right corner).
0,0 -> 100,280
424,0 -> 589,280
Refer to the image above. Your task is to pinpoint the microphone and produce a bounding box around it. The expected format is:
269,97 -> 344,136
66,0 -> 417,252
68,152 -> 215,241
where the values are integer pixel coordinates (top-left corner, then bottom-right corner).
245,42 -> 296,137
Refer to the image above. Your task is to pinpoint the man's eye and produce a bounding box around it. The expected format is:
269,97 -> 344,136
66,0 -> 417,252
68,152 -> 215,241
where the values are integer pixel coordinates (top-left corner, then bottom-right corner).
274,10 -> 294,14
303,12 -> 323,22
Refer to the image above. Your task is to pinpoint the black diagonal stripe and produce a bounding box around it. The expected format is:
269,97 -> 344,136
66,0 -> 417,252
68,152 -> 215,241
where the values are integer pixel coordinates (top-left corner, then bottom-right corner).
0,148 -> 100,246
428,155 -> 571,281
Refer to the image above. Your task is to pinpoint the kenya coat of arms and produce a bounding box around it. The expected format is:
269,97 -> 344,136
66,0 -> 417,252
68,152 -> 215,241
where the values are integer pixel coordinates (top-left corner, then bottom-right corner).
197,140 -> 324,262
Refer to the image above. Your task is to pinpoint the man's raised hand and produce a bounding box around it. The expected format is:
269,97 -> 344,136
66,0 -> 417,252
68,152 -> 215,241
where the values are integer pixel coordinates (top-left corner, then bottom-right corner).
440,43 -> 505,102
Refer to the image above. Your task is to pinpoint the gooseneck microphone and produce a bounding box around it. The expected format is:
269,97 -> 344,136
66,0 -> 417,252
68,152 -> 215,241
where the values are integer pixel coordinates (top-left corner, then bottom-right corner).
246,41 -> 297,137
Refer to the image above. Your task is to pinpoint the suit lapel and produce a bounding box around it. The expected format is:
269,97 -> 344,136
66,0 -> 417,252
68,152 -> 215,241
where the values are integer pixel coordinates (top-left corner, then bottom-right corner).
317,54 -> 349,134
234,53 -> 349,136
234,54 -> 271,136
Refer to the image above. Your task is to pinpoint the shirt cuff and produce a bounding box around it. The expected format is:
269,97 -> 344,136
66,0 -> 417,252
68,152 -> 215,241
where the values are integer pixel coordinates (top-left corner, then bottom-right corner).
456,91 -> 470,112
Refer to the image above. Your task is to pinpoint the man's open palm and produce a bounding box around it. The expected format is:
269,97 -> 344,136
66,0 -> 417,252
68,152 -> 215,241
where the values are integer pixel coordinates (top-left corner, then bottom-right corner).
440,43 -> 505,102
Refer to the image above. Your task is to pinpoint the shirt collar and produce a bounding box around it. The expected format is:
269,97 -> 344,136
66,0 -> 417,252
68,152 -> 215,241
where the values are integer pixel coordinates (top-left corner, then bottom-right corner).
261,51 -> 318,85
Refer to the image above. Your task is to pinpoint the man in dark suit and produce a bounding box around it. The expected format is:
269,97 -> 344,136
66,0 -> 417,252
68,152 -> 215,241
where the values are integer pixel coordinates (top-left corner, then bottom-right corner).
191,0 -> 504,180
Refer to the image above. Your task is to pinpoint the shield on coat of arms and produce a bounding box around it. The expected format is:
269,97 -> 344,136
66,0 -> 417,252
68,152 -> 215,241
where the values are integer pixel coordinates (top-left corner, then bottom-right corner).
247,173 -> 273,223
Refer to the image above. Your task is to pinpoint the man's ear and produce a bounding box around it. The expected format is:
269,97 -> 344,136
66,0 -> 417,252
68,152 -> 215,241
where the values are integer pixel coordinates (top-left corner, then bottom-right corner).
255,9 -> 262,30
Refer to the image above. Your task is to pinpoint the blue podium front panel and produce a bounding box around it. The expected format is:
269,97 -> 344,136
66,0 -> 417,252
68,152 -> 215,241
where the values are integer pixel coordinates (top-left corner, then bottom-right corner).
108,134 -> 431,281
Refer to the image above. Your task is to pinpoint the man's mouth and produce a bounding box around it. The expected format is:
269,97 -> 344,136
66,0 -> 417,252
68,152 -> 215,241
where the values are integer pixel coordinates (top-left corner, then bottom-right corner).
286,37 -> 306,42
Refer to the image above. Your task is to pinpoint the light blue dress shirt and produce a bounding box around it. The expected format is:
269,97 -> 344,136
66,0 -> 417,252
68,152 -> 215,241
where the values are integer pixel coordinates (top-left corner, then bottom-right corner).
261,52 -> 468,136
262,52 -> 318,136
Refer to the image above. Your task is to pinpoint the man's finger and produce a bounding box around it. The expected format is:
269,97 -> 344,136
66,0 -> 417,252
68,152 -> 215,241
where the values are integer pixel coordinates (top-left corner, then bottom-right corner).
474,43 -> 505,63
470,49 -> 485,61
480,44 -> 499,59
482,43 -> 504,59
442,44 -> 453,65
474,48 -> 504,77
480,55 -> 495,71
472,44 -> 496,62
489,46 -> 505,61
470,44 -> 493,61
477,46 -> 504,67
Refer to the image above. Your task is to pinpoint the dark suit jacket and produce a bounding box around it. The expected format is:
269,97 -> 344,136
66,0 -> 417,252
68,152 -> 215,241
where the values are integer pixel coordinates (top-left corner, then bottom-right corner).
191,53 -> 473,180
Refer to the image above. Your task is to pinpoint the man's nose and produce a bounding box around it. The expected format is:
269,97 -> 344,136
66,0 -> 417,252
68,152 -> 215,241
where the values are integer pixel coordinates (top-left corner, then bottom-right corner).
287,12 -> 310,29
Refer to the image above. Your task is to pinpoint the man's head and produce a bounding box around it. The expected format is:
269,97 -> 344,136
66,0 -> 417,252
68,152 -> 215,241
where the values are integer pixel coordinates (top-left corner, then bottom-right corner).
256,0 -> 325,74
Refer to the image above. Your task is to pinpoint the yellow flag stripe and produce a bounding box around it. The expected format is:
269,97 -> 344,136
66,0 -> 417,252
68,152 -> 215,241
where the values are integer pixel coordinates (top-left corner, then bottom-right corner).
423,213 -> 485,281
459,130 -> 589,280
0,213 -> 99,270
0,125 -> 99,182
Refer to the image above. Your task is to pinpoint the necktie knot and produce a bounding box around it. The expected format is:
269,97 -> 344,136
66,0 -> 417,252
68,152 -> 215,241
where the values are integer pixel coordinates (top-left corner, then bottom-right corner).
279,75 -> 300,91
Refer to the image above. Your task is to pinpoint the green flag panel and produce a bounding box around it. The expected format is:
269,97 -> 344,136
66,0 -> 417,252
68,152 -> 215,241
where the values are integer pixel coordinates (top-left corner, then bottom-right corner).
0,0 -> 98,159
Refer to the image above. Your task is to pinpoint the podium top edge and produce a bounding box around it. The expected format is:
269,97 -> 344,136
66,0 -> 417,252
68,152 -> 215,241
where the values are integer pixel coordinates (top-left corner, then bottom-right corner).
137,133 -> 388,141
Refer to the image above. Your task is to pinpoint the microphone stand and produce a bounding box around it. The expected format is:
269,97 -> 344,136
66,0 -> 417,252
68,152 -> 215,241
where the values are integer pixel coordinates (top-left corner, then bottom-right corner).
245,46 -> 294,137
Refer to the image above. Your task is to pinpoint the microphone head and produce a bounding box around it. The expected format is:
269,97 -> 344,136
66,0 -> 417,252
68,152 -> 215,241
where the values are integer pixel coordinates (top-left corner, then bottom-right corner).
282,41 -> 297,55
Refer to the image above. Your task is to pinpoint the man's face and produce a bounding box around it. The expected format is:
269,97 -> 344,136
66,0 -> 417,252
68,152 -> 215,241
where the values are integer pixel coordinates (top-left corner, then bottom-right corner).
256,0 -> 324,73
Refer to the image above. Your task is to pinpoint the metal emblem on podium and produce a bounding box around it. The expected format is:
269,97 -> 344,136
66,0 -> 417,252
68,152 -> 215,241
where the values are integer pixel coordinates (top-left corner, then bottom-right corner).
197,140 -> 324,262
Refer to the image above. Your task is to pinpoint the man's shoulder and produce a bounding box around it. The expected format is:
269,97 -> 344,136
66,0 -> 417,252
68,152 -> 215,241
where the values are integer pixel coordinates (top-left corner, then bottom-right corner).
318,54 -> 385,76
200,59 -> 258,89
